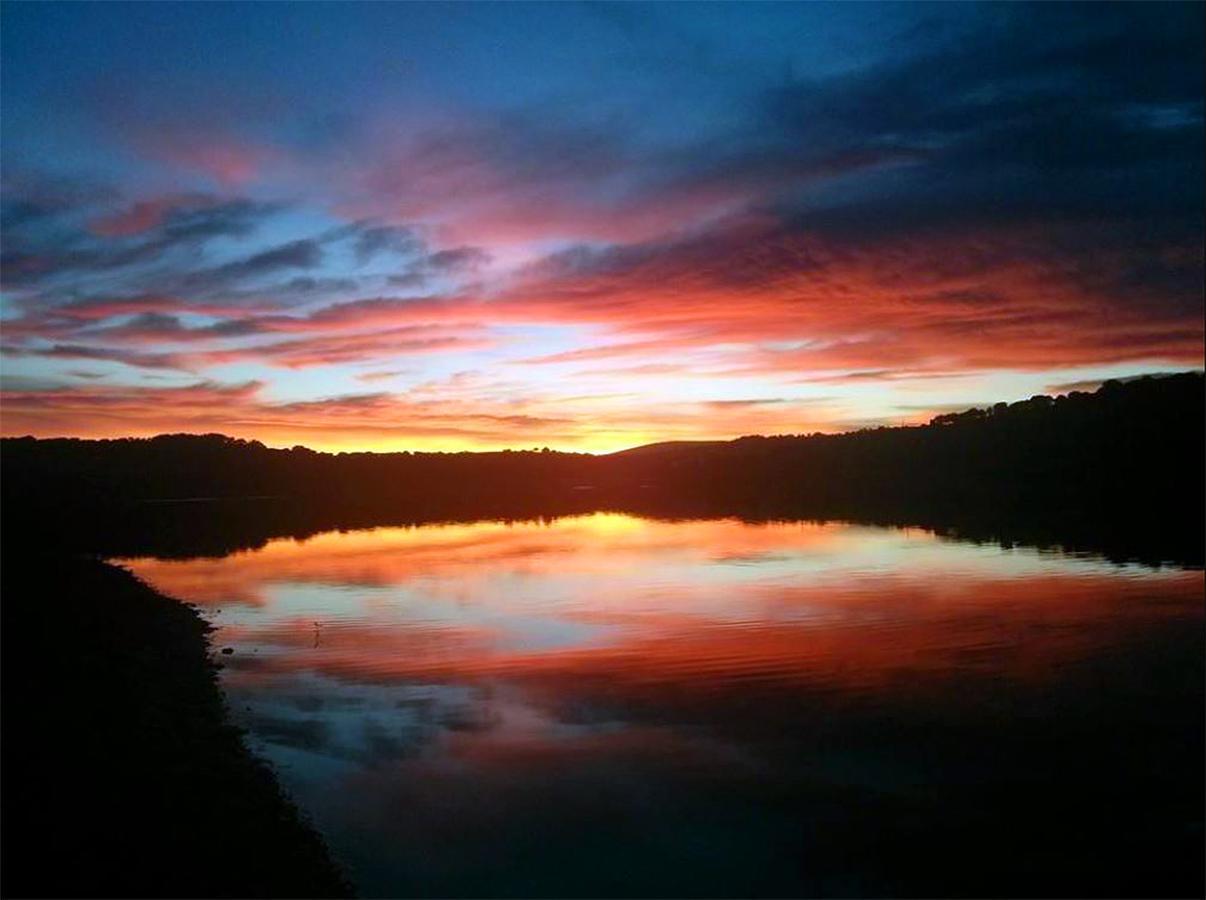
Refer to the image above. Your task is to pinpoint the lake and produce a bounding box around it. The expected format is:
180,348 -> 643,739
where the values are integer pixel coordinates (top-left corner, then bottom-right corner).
118,513 -> 1204,897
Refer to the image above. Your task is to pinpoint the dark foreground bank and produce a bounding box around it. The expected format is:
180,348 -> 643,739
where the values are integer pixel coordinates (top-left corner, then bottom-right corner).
0,552 -> 351,899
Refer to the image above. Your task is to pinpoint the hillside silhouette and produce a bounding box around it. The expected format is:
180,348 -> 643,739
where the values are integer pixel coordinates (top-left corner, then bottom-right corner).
3,372 -> 1202,564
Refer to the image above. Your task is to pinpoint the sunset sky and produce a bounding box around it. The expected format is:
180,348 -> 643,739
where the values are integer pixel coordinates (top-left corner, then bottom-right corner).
2,2 -> 1202,452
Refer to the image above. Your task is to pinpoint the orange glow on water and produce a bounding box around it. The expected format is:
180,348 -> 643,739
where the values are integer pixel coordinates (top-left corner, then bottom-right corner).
121,514 -> 1203,689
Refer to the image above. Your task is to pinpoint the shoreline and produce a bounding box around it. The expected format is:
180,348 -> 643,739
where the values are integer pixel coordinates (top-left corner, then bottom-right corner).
0,551 -> 352,899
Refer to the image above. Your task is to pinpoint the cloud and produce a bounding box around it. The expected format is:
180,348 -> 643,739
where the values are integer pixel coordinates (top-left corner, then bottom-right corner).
702,398 -> 788,409
322,221 -> 423,265
181,238 -> 323,289
0,171 -> 119,228
0,362 -> 843,450
758,4 -> 1204,244
426,246 -> 491,272
356,370 -> 410,383
220,327 -> 491,369
1,342 -> 186,370
140,133 -> 281,187
352,225 -> 421,265
89,194 -> 219,237
380,245 -> 490,289
2,191 -> 282,290
498,211 -> 1204,376
4,322 -> 495,372
1,4 -> 1201,448
6,195 -> 1201,391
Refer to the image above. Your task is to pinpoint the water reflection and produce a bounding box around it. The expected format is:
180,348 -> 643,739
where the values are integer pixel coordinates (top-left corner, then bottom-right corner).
118,514 -> 1204,897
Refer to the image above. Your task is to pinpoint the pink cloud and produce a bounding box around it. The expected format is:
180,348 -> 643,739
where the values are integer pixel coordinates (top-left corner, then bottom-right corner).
88,194 -> 208,237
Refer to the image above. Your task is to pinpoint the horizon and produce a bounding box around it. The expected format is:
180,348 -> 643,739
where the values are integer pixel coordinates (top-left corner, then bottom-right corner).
6,368 -> 1199,456
3,3 -> 1204,453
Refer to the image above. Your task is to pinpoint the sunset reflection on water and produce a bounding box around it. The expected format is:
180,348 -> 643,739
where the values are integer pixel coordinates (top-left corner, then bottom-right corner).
118,514 -> 1204,897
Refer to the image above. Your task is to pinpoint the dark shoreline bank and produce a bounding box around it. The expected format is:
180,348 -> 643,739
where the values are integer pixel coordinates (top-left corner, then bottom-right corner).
0,552 -> 352,899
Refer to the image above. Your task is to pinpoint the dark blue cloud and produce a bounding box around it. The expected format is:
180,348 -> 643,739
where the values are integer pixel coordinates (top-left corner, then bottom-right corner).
758,3 -> 1204,232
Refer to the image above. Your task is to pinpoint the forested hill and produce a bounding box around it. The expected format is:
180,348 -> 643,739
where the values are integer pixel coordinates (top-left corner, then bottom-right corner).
3,372 -> 1202,562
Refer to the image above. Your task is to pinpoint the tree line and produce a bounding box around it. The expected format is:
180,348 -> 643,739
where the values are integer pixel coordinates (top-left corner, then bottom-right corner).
3,372 -> 1201,564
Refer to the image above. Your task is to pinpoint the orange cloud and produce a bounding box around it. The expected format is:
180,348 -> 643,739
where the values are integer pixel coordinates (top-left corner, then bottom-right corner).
3,202 -> 1201,449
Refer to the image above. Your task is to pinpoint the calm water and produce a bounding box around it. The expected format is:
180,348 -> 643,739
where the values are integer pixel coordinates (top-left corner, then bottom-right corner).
118,514 -> 1204,897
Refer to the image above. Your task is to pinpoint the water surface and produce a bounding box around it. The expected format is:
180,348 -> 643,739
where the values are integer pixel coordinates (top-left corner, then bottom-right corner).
119,514 -> 1204,897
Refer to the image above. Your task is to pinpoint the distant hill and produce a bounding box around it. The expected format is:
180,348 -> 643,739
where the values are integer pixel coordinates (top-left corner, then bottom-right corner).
3,371 -> 1202,563
608,440 -> 730,458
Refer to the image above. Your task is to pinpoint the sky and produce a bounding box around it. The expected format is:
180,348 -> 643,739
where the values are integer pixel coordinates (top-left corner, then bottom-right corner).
1,1 -> 1203,452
